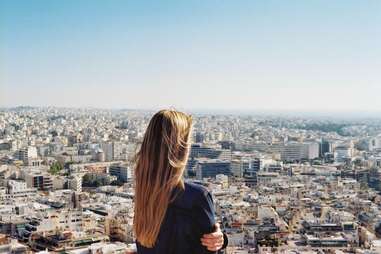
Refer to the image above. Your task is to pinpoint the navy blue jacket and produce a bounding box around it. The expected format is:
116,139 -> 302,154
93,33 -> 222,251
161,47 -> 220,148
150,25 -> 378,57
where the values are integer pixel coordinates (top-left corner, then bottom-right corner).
136,182 -> 221,254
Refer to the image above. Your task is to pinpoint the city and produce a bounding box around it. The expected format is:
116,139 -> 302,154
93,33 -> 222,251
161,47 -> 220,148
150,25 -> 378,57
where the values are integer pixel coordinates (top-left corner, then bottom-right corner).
1,107 -> 381,253
2,0 -> 381,253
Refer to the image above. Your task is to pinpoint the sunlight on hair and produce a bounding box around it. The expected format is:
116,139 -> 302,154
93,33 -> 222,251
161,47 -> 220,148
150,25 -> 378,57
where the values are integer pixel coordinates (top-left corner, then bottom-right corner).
133,109 -> 193,247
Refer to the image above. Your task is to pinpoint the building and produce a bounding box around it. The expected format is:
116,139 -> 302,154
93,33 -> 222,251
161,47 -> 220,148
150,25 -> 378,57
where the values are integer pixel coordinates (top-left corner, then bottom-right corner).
271,142 -> 319,161
0,234 -> 30,254
194,132 -> 205,143
256,172 -> 279,186
100,142 -> 114,162
23,171 -> 53,191
244,158 -> 261,187
68,175 -> 82,192
306,142 -> 320,160
334,145 -> 353,163
0,143 -> 11,151
231,159 -> 250,178
304,234 -> 348,248
109,164 -> 131,183
6,180 -> 37,199
196,159 -> 231,180
321,139 -> 332,157
17,146 -> 38,164
190,144 -> 232,161
22,210 -> 84,241
113,141 -> 124,160
100,142 -> 125,161
369,135 -> 381,152
96,150 -> 106,162
30,233 -> 109,252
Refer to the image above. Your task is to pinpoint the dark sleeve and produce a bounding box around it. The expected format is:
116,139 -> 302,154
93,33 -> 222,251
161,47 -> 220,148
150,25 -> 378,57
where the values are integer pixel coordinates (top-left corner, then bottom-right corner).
217,233 -> 228,253
193,190 -> 217,253
222,233 -> 228,249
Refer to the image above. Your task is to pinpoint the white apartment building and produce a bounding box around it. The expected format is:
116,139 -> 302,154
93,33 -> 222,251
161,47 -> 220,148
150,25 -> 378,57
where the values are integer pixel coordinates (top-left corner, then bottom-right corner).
17,146 -> 38,163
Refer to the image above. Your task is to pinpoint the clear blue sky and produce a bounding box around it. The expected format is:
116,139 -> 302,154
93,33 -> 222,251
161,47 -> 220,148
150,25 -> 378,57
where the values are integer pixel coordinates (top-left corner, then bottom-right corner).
1,0 -> 380,112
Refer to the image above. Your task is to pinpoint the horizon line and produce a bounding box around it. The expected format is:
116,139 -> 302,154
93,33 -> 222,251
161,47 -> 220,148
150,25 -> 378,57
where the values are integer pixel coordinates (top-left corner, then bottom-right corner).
2,105 -> 381,118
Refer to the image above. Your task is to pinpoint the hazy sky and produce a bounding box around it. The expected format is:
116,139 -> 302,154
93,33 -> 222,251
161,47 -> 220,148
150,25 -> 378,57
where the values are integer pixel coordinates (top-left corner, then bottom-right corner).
1,0 -> 380,112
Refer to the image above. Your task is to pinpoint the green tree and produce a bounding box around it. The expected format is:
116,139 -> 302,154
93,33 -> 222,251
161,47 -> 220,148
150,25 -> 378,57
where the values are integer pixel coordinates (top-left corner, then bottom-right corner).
49,162 -> 63,175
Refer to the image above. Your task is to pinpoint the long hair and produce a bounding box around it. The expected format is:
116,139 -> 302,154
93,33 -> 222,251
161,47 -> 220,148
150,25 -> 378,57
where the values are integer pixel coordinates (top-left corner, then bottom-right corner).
134,109 -> 193,247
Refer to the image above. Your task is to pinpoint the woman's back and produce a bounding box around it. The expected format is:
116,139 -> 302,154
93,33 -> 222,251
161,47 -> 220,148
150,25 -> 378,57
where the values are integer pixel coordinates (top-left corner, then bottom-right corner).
134,110 -> 226,253
137,182 -> 217,254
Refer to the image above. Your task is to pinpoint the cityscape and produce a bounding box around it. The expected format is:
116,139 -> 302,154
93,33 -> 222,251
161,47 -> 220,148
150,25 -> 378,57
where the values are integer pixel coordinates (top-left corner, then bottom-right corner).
1,107 -> 381,253
2,0 -> 381,253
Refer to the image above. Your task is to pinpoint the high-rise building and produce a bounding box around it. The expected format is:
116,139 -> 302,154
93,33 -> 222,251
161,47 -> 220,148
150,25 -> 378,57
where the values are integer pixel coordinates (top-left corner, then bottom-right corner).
244,158 -> 261,187
68,175 -> 82,192
306,142 -> 320,160
100,142 -> 113,162
113,142 -> 124,160
320,139 -> 332,157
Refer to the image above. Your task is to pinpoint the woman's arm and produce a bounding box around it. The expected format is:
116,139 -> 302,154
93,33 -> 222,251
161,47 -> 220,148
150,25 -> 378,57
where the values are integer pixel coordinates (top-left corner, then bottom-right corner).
193,190 -> 218,253
201,223 -> 228,251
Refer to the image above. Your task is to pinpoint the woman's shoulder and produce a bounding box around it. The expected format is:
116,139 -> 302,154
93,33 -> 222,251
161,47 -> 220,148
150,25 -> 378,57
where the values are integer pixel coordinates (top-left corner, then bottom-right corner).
184,181 -> 210,196
171,181 -> 211,209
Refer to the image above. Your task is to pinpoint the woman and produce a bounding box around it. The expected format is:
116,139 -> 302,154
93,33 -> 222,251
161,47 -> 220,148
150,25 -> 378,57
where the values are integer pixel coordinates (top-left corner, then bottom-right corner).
134,110 -> 228,253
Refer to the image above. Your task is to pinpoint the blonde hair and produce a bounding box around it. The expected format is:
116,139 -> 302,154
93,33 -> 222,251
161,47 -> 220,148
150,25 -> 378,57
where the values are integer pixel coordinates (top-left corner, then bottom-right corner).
134,109 -> 193,247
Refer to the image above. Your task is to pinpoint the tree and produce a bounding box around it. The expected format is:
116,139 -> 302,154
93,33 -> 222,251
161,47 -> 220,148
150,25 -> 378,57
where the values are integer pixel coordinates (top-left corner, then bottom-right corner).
111,179 -> 124,186
49,162 -> 63,175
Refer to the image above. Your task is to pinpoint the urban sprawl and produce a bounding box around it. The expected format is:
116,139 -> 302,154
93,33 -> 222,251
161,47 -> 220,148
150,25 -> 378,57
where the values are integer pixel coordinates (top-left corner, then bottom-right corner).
1,107 -> 381,254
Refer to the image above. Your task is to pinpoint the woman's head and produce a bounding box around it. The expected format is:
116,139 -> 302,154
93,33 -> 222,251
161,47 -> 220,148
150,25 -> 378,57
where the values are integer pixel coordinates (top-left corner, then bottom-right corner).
134,109 -> 193,247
